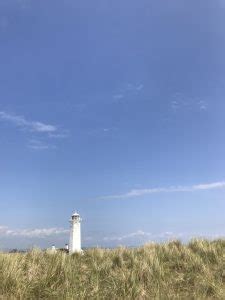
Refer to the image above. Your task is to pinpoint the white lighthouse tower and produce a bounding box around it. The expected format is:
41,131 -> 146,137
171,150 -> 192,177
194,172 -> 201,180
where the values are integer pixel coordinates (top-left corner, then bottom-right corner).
69,212 -> 82,254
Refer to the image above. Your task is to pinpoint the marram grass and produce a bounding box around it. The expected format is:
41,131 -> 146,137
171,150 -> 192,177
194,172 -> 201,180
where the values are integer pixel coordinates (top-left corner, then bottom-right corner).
0,239 -> 225,299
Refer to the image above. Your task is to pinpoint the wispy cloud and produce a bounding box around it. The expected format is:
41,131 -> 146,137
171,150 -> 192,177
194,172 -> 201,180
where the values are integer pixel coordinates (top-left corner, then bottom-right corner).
198,100 -> 207,110
88,127 -> 118,137
0,111 -> 68,150
48,131 -> 69,139
102,230 -> 225,245
126,83 -> 144,91
170,93 -> 208,112
113,94 -> 124,100
101,231 -> 188,246
112,83 -> 144,102
27,139 -> 56,151
103,230 -> 152,242
101,181 -> 225,200
0,226 -> 69,238
0,111 -> 57,133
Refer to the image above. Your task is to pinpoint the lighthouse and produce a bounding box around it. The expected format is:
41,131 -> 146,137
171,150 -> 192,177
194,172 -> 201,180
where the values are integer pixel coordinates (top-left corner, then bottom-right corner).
69,212 -> 82,253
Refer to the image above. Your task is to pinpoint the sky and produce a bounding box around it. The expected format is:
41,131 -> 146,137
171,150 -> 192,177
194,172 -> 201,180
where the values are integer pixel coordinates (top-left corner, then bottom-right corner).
0,0 -> 225,249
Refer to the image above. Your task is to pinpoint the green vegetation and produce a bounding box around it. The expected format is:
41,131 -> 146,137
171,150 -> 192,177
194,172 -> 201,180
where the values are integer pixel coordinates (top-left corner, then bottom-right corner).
0,239 -> 225,299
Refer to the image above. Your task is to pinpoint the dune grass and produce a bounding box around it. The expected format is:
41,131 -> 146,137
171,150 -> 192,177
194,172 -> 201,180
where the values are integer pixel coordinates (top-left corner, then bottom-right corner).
0,239 -> 225,299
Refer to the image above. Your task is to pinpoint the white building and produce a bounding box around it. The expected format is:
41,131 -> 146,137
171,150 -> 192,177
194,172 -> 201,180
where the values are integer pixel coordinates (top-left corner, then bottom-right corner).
69,212 -> 82,253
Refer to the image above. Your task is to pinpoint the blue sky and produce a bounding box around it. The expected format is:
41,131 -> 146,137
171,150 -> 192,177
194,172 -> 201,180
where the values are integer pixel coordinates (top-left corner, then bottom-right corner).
0,0 -> 225,249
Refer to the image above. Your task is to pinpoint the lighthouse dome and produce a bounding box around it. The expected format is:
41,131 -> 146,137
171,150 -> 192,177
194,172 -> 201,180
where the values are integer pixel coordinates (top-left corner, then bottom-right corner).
72,212 -> 79,216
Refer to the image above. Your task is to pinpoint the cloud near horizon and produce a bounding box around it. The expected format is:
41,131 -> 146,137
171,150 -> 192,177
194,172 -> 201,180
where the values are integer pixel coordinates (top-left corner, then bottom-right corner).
0,226 -> 224,248
102,181 -> 225,199
0,226 -> 69,238
103,230 -> 152,242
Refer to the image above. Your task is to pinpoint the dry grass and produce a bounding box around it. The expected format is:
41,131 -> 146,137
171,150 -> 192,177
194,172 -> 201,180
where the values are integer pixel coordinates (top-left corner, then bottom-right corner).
0,239 -> 225,299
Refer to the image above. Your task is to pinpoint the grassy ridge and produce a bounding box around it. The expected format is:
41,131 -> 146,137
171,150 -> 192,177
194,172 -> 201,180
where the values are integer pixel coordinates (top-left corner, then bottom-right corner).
0,239 -> 225,299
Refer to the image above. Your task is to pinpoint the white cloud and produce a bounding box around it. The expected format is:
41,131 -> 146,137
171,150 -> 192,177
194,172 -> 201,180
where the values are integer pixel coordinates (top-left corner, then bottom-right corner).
103,230 -> 151,242
192,181 -> 225,190
113,94 -> 124,100
31,122 -> 56,133
170,94 -> 208,112
103,127 -> 118,133
101,181 -> 225,200
198,100 -> 207,111
171,100 -> 179,111
0,226 -> 69,238
48,131 -> 69,139
0,111 -> 68,149
0,111 -> 57,133
112,83 -> 144,102
101,231 -> 187,246
101,231 -> 225,245
136,84 -> 144,91
28,139 -> 55,151
88,127 -> 118,137
126,83 -> 144,91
